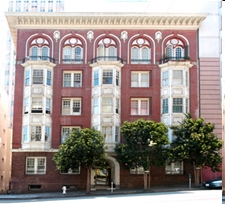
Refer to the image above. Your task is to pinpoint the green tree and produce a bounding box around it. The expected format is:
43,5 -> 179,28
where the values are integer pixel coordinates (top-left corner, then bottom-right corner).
170,113 -> 222,186
53,128 -> 107,194
115,119 -> 169,190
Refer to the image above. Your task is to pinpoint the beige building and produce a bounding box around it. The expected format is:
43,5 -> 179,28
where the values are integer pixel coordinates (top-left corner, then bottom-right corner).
0,84 -> 11,193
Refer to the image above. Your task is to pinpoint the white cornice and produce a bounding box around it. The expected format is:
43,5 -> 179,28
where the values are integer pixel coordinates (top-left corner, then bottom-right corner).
5,12 -> 207,48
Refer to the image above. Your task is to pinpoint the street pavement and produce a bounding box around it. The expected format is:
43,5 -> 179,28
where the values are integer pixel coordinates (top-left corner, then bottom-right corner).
0,185 -> 223,200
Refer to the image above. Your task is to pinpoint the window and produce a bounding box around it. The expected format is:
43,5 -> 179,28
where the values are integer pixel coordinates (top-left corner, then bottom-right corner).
131,72 -> 149,87
162,71 -> 169,86
24,98 -> 29,114
130,166 -> 144,174
45,126 -> 51,142
33,70 -> 43,84
31,97 -> 42,113
93,98 -> 99,114
63,72 -> 82,87
97,38 -> 117,61
102,126 -> 112,142
26,157 -> 46,174
165,161 -> 183,174
94,71 -> 99,86
116,71 -> 119,86
30,45 -> 49,61
62,98 -> 81,115
116,98 -> 119,114
31,126 -> 42,141
46,98 -> 51,114
162,99 -> 168,114
23,126 -> 28,142
131,38 -> 151,64
173,98 -> 183,113
173,70 -> 183,85
61,126 -> 80,143
62,38 -> 83,63
46,70 -> 52,86
102,98 -> 113,113
115,126 -> 120,142
131,99 -> 149,115
103,70 -> 113,84
60,167 -> 80,174
25,69 -> 30,86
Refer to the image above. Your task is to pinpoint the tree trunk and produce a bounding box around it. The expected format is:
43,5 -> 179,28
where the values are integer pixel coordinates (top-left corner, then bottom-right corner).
86,167 -> 91,194
143,171 -> 147,190
193,161 -> 201,187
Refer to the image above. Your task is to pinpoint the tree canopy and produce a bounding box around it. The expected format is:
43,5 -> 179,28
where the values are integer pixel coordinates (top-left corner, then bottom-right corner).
115,119 -> 169,189
53,127 -> 106,193
170,113 -> 222,185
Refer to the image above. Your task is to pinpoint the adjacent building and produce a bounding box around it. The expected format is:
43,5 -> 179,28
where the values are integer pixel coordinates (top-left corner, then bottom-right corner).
0,84 -> 12,193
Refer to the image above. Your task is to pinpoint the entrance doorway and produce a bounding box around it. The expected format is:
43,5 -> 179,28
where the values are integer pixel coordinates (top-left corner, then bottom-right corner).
94,163 -> 111,187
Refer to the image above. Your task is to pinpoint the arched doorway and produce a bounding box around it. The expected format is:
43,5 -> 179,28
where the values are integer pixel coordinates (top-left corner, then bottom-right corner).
91,155 -> 120,189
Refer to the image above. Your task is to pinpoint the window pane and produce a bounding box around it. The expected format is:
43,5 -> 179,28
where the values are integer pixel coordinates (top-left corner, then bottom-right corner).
64,73 -> 71,87
63,47 -> 71,61
131,47 -> 138,63
162,71 -> 169,86
103,70 -> 113,84
23,126 -> 28,142
140,73 -> 149,87
74,47 -> 82,61
131,100 -> 138,115
47,70 -> 51,85
73,73 -> 81,87
166,45 -> 172,57
25,70 -> 30,86
173,70 -> 183,85
33,70 -> 43,84
102,98 -> 113,113
94,71 -> 99,86
131,73 -> 138,87
72,99 -> 81,113
42,47 -> 49,57
37,158 -> 46,174
93,98 -> 99,114
31,126 -> 42,141
173,98 -> 183,113
163,99 -> 168,114
140,100 -> 148,115
27,158 -> 35,174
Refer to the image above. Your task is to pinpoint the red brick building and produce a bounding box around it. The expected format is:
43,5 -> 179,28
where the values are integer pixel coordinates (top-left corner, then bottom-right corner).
6,12 -> 208,193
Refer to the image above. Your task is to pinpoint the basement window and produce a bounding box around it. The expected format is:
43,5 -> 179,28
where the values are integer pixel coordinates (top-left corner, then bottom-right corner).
28,185 -> 42,191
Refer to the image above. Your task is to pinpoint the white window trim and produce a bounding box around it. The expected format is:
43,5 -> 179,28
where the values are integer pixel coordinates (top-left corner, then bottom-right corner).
26,157 -> 46,175
62,98 -> 82,115
61,126 -> 81,143
131,98 -> 149,115
63,71 -> 82,87
131,72 -> 149,87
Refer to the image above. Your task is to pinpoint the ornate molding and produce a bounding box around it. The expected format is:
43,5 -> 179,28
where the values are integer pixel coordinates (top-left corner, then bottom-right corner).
5,12 -> 207,48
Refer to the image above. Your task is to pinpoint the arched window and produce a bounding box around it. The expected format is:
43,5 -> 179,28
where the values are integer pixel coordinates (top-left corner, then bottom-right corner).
62,38 -> 83,64
97,38 -> 117,61
164,38 -> 188,60
131,38 -> 151,64
29,38 -> 50,61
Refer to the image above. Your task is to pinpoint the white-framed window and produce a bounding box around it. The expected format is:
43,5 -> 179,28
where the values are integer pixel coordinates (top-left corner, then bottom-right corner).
97,38 -> 117,60
46,70 -> 52,86
173,98 -> 183,113
131,98 -> 149,115
94,70 -> 99,86
165,39 -> 185,59
60,166 -> 80,174
162,98 -> 168,114
115,126 -> 120,142
173,70 -> 183,85
31,126 -> 42,141
162,71 -> 169,86
63,72 -> 82,87
185,71 -> 189,86
45,126 -> 51,142
31,97 -> 42,113
116,98 -> 119,114
116,71 -> 119,86
102,126 -> 112,142
30,45 -> 49,60
165,161 -> 183,174
63,46 -> 83,63
25,69 -> 30,86
102,70 -> 113,84
46,98 -> 51,114
23,125 -> 28,142
33,69 -> 43,84
61,126 -> 81,143
62,98 -> 81,115
102,97 -> 113,113
24,97 -> 29,114
26,157 -> 46,174
93,98 -> 99,114
131,38 -> 151,64
130,166 -> 144,174
186,99 -> 189,113
131,72 -> 149,87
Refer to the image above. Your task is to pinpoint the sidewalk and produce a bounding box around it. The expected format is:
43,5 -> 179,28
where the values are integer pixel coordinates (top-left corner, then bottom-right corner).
0,185 -> 220,200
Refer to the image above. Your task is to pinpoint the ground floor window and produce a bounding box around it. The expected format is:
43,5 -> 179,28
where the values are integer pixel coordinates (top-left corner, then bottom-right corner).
165,161 -> 183,174
26,157 -> 46,174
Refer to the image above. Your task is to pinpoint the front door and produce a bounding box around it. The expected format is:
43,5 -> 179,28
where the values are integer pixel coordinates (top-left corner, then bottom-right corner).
94,167 -> 111,187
